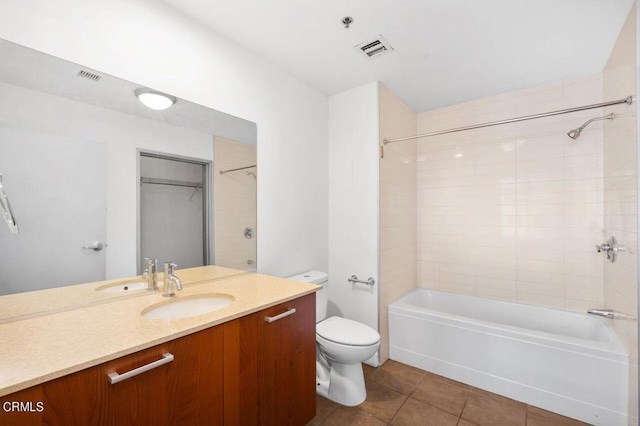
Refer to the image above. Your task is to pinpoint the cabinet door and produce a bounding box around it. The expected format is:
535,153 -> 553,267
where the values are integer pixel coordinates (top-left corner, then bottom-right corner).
0,324 -> 224,426
224,293 -> 316,426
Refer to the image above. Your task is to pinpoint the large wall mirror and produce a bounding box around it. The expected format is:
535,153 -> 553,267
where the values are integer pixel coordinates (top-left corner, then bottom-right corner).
0,39 -> 257,317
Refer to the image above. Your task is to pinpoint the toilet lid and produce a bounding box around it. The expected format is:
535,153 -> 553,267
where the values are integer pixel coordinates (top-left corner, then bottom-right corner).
316,316 -> 380,346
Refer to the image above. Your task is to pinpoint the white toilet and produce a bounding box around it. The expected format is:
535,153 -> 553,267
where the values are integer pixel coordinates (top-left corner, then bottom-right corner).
288,271 -> 380,406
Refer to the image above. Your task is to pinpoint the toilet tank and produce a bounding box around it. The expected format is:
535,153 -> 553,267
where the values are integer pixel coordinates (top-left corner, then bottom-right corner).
287,271 -> 328,323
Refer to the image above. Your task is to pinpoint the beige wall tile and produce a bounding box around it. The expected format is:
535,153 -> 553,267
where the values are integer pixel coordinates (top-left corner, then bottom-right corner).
214,137 -> 257,271
415,70 -> 608,310
384,9 -> 637,416
602,6 -> 638,420
379,83 -> 417,363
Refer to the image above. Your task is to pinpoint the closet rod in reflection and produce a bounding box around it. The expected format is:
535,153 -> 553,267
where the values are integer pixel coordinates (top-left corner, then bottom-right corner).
140,177 -> 202,188
383,95 -> 634,145
218,165 -> 256,175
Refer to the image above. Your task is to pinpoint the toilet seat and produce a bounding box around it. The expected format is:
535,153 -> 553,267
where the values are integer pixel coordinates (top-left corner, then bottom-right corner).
316,316 -> 380,346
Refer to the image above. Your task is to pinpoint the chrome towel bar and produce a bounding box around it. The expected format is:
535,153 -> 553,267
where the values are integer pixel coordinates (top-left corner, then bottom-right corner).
348,275 -> 375,286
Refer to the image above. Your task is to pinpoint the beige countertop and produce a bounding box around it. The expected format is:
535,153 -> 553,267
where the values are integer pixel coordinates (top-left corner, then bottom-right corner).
0,265 -> 247,322
0,269 -> 319,397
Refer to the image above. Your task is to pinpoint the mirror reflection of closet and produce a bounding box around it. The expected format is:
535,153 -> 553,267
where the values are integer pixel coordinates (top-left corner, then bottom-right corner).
138,152 -> 211,272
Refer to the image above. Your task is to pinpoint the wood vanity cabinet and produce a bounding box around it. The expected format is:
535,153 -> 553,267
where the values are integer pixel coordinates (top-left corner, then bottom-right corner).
224,293 -> 316,425
1,323 -> 224,426
0,292 -> 316,426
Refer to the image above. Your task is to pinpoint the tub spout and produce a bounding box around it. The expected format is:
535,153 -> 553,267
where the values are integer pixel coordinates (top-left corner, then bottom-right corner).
587,309 -> 615,319
587,309 -> 636,320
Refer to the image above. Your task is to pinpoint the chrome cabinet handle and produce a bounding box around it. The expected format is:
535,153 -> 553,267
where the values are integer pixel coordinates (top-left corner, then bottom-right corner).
82,241 -> 105,251
108,353 -> 174,384
264,308 -> 296,323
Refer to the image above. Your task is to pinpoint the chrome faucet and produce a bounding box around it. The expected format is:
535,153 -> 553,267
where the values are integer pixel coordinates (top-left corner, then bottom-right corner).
163,262 -> 183,297
142,258 -> 158,291
587,308 -> 636,320
595,236 -> 628,263
587,309 -> 616,319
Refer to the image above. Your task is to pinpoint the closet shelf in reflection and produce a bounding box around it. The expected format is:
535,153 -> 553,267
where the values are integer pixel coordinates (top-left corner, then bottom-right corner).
140,177 -> 202,189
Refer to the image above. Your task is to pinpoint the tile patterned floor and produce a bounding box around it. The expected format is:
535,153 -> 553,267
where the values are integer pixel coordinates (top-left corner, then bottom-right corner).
307,360 -> 589,426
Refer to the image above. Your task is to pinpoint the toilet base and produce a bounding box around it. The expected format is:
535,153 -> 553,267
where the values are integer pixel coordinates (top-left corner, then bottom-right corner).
316,361 -> 367,406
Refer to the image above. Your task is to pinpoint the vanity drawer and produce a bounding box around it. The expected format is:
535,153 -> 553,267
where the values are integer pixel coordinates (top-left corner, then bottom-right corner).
1,324 -> 224,426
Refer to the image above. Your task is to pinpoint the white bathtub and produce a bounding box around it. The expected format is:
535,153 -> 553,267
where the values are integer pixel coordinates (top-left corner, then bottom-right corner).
388,288 -> 629,425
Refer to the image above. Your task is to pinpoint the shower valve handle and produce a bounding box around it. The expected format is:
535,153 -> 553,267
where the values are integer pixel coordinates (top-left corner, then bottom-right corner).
595,236 -> 628,262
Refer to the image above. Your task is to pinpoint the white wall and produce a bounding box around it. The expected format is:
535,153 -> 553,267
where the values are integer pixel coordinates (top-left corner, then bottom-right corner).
0,83 -> 213,279
0,0 -> 329,277
0,125 -> 107,293
328,83 -> 379,360
0,81 -> 213,278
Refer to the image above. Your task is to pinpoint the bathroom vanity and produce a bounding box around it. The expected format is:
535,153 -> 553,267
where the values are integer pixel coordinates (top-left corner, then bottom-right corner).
0,269 -> 318,425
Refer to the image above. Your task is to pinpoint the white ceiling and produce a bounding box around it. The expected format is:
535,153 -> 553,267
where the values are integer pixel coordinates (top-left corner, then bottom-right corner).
164,0 -> 635,112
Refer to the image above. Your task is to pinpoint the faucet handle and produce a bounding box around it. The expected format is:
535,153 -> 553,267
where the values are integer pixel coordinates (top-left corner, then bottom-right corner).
143,258 -> 157,276
164,261 -> 176,272
143,258 -> 159,291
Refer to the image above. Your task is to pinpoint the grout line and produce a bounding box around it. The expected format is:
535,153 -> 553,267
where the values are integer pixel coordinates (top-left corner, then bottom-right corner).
460,392 -> 469,419
388,396 -> 411,425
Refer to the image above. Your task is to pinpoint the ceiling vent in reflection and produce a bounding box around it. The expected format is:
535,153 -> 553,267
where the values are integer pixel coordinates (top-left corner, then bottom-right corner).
355,35 -> 394,59
77,70 -> 102,82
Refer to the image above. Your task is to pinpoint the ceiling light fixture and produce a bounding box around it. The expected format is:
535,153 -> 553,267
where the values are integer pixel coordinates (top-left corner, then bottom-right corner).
134,88 -> 176,111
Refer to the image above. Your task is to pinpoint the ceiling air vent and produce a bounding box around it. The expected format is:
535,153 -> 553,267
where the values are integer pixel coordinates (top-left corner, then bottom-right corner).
77,70 -> 101,82
355,35 -> 394,59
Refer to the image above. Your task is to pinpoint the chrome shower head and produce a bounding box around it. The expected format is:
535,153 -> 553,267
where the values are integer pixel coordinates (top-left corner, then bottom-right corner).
566,128 -> 582,139
566,113 -> 615,140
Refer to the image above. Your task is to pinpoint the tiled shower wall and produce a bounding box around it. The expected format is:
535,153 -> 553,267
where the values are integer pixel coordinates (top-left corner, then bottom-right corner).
214,137 -> 257,270
602,6 -> 638,422
379,84 -> 417,363
416,74 -> 608,311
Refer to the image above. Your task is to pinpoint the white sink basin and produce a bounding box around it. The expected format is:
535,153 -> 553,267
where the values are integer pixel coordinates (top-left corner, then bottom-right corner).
96,281 -> 163,293
142,294 -> 235,319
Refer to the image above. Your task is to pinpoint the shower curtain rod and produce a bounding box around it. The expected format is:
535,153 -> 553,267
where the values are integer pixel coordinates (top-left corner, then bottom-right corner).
383,95 -> 634,145
218,165 -> 256,175
140,177 -> 202,188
